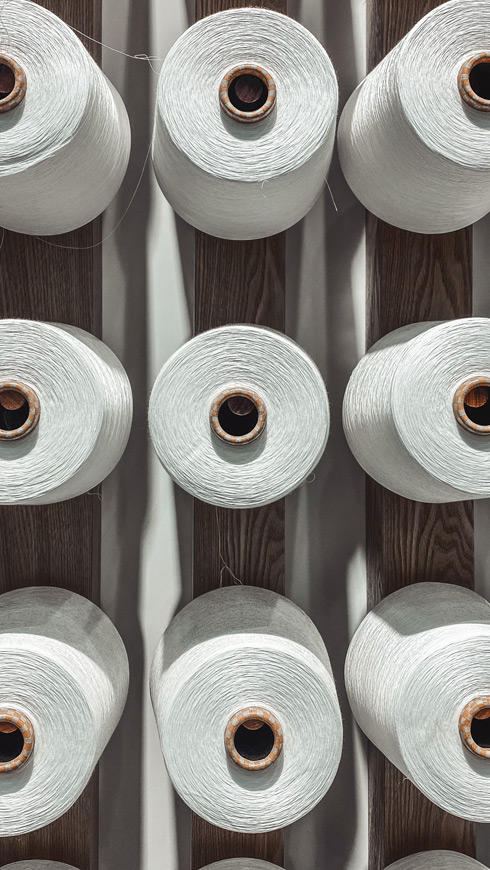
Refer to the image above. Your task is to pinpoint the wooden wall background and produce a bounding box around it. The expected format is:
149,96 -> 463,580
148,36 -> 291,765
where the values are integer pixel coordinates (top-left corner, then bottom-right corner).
0,1 -> 101,867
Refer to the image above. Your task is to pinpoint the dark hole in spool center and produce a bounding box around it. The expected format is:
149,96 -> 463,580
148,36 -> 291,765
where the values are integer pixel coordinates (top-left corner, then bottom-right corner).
218,396 -> 258,437
234,721 -> 275,761
464,386 -> 490,426
471,708 -> 490,749
0,390 -> 29,431
0,63 -> 15,100
0,725 -> 24,763
469,62 -> 490,100
228,74 -> 269,113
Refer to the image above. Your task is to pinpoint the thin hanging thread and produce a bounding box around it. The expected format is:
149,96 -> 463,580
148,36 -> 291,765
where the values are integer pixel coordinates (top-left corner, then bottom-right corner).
215,506 -> 242,586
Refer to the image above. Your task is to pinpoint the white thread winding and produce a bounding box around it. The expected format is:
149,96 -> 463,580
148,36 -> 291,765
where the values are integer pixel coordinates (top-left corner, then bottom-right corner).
0,586 -> 128,836
200,863 -> 283,870
152,8 -> 338,239
150,586 -> 342,833
2,864 -> 79,870
342,318 -> 490,503
0,319 -> 132,504
337,0 -> 490,233
0,0 -> 130,235
148,325 -> 329,508
386,854 -> 488,870
346,582 -> 490,823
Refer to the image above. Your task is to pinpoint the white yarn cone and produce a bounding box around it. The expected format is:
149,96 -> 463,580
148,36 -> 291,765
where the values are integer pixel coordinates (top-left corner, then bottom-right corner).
343,318 -> 490,502
2,864 -> 79,870
0,319 -> 132,504
0,0 -> 130,234
0,586 -> 129,836
149,324 -> 329,509
200,863 -> 283,870
151,586 -> 342,833
386,853 -> 487,870
152,7 -> 338,239
338,0 -> 490,233
346,582 -> 490,822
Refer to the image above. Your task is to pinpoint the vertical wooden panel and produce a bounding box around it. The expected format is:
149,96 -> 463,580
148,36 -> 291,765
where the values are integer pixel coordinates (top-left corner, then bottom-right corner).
192,1 -> 286,866
0,1 -> 101,867
366,1 -> 475,868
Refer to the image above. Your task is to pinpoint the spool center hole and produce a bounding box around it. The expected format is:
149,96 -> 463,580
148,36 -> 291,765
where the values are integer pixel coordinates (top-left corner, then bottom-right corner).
464,386 -> 490,426
0,725 -> 24,763
471,709 -> 490,749
228,74 -> 268,112
469,62 -> 490,100
234,721 -> 275,761
0,63 -> 15,100
218,396 -> 258,437
0,390 -> 29,431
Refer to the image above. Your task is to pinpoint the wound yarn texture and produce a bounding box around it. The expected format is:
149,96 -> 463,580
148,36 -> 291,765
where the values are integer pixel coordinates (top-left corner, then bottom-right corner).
150,586 -> 342,833
0,320 -> 132,504
342,318 -> 490,502
200,864 -> 283,870
152,7 -> 338,239
337,0 -> 490,233
0,0 -> 130,234
148,325 -> 329,509
0,586 -> 129,836
346,582 -> 490,823
386,854 -> 488,870
2,864 -> 79,869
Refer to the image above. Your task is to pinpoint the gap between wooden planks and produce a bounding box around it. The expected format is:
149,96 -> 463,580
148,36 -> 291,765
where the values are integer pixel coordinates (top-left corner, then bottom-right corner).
191,0 -> 286,867
0,1 -> 101,867
366,0 -> 475,868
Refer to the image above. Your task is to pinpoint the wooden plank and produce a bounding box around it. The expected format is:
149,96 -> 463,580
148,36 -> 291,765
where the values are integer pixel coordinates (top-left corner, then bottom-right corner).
0,1 -> 101,867
192,1 -> 286,866
366,1 -> 475,868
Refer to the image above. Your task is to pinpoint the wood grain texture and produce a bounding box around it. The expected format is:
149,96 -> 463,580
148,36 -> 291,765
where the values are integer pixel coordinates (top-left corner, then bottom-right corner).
192,1 -> 286,866
366,1 -> 475,868
0,0 -> 101,866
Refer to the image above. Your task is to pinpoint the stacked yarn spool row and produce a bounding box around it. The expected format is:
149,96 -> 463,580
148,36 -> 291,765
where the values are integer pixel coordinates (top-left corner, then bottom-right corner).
338,0 -> 490,232
149,324 -> 329,508
0,319 -> 132,504
343,318 -> 490,502
346,582 -> 490,822
151,586 -> 342,833
0,586 -> 128,836
0,0 -> 130,235
152,7 -> 338,239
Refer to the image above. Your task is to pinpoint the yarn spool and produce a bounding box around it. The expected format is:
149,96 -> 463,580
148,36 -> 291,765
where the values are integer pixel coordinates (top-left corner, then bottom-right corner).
385,853 -> 488,870
200,863 -> 284,870
345,582 -> 490,822
342,318 -> 490,502
2,863 -> 80,870
0,0 -> 130,235
0,320 -> 132,505
152,7 -> 338,239
0,586 -> 128,836
338,0 -> 490,233
149,325 -> 329,508
150,586 -> 342,833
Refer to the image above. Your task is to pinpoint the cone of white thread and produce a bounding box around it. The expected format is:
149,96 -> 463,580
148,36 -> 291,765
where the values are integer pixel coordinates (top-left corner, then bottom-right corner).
338,0 -> 490,233
0,0 -> 130,234
152,7 -> 338,239
150,586 -> 342,833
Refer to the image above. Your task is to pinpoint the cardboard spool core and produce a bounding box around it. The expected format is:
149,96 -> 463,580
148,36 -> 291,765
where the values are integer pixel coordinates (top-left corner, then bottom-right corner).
210,387 -> 266,445
0,381 -> 41,440
219,64 -> 276,123
459,697 -> 490,758
0,709 -> 35,772
225,707 -> 283,771
458,54 -> 490,111
0,54 -> 27,113
453,377 -> 490,434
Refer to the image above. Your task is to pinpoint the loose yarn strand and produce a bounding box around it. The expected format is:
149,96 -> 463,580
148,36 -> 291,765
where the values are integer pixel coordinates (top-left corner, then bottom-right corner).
215,506 -> 242,587
66,24 -> 163,72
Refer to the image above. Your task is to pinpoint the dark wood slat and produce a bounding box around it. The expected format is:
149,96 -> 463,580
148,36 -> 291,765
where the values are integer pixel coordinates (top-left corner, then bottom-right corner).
366,2 -> 475,868
192,1 -> 286,866
0,0 -> 101,866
